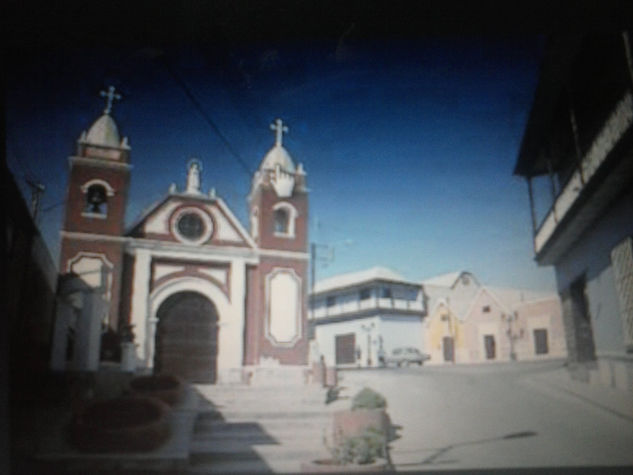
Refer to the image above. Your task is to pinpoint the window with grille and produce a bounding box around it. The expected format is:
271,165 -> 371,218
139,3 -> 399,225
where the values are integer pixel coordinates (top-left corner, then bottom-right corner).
611,237 -> 633,351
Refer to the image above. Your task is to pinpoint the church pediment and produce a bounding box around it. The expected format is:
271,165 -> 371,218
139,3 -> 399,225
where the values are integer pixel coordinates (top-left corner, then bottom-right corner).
127,195 -> 255,248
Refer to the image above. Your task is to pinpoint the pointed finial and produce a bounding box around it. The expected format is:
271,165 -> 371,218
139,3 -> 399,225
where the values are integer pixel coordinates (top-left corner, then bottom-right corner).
270,118 -> 288,147
100,86 -> 122,115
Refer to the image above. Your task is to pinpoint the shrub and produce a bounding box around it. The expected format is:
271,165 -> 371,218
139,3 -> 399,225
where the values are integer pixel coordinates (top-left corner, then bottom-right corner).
326,426 -> 387,465
351,387 -> 387,410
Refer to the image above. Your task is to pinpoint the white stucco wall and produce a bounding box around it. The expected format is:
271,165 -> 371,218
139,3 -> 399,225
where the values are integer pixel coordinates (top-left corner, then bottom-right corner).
315,314 -> 424,367
378,315 -> 424,355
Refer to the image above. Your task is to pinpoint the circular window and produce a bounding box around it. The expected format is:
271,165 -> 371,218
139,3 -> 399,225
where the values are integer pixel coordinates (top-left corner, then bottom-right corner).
171,207 -> 213,245
177,213 -> 205,240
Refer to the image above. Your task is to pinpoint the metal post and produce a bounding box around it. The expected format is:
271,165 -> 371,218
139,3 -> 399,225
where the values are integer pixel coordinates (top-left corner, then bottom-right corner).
26,178 -> 45,223
567,88 -> 585,185
622,31 -> 633,87
310,243 -> 316,323
367,332 -> 371,367
546,157 -> 558,223
526,177 -> 537,237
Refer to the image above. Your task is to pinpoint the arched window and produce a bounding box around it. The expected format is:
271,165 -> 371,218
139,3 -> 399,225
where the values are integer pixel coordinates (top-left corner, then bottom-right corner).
274,208 -> 289,234
272,201 -> 297,238
81,179 -> 114,218
85,184 -> 108,215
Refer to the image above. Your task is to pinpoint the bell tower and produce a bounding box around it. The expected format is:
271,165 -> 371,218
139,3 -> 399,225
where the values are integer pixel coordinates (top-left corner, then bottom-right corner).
245,119 -> 310,365
59,86 -> 131,330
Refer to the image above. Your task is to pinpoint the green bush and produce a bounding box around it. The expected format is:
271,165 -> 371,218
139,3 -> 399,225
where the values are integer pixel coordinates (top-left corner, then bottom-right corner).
351,387 -> 387,410
327,427 -> 386,465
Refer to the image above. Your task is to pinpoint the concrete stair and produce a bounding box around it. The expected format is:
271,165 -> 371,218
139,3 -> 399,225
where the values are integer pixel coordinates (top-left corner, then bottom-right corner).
188,384 -> 333,473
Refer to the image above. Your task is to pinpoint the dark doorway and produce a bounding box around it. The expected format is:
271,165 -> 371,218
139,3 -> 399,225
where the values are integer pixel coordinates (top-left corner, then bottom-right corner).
484,335 -> 496,360
568,275 -> 597,363
335,333 -> 356,365
443,336 -> 455,362
533,328 -> 549,355
155,291 -> 219,383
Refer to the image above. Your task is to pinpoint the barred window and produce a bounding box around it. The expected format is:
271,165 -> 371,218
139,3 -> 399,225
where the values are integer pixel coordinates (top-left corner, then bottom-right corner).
611,237 -> 633,351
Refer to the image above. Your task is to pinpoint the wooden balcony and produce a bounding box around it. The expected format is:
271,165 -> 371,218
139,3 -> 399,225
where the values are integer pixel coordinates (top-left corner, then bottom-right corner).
534,91 -> 633,264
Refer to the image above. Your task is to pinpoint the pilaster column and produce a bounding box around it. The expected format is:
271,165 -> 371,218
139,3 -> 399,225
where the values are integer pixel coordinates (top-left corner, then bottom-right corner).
227,258 -> 246,368
129,249 -> 151,366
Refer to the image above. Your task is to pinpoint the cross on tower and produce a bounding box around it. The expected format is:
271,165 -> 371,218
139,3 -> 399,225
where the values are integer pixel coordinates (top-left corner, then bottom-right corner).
270,118 -> 288,147
100,86 -> 122,115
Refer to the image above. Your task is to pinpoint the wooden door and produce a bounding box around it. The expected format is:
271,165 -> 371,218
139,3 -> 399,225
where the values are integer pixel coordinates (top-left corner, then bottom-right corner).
533,329 -> 549,355
442,336 -> 454,362
484,334 -> 496,360
335,333 -> 356,365
155,292 -> 218,383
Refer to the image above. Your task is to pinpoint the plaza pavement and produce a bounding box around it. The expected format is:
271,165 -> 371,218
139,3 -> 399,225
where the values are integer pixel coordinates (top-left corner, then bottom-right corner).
21,360 -> 633,473
334,360 -> 633,471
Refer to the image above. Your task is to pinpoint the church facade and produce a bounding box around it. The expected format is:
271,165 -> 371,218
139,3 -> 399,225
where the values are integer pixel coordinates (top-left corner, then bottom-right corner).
59,88 -> 309,383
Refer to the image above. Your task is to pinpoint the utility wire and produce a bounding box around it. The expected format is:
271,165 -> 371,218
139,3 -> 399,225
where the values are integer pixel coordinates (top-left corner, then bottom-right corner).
41,201 -> 65,213
157,54 -> 253,177
6,145 -> 38,184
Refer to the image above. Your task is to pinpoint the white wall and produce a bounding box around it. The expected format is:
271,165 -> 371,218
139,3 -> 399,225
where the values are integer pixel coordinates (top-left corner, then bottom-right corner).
315,314 -> 424,367
378,316 -> 424,355
315,316 -> 378,367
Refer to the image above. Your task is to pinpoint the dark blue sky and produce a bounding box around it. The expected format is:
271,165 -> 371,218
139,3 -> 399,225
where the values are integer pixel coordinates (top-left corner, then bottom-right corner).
6,35 -> 555,289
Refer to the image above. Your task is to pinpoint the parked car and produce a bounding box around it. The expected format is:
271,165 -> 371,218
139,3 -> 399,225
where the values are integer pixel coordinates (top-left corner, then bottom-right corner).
385,347 -> 430,367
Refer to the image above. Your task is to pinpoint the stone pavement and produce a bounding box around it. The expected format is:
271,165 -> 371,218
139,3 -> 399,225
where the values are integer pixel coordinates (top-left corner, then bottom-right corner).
523,365 -> 633,422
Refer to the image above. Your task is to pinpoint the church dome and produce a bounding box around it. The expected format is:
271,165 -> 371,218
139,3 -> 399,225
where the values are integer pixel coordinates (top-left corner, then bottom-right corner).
85,113 -> 121,147
260,144 -> 296,173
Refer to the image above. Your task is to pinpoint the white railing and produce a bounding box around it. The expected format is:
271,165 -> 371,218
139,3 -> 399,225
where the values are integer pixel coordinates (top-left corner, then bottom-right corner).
312,297 -> 424,319
534,91 -> 633,254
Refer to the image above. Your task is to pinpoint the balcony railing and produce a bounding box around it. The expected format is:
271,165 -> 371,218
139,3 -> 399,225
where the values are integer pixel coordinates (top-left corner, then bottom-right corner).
534,91 -> 633,255
311,296 -> 424,319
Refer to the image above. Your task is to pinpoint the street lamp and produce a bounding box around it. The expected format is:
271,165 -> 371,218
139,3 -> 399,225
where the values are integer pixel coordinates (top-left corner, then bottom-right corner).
361,322 -> 375,367
502,311 -> 524,361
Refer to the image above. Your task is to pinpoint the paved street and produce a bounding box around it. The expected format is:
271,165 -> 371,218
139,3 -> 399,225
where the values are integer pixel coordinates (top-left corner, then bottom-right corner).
335,361 -> 633,470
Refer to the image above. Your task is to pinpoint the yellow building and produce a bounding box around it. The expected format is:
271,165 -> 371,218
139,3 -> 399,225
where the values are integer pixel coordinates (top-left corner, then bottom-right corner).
425,300 -> 467,364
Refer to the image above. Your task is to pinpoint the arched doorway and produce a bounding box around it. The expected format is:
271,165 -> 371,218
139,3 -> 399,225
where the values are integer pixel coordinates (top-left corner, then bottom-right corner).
155,291 -> 218,383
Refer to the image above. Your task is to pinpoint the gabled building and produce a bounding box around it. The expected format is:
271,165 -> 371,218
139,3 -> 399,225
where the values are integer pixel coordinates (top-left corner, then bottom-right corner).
514,33 -> 633,391
310,267 -> 426,367
58,90 -> 310,383
422,271 -> 481,363
423,271 -> 566,364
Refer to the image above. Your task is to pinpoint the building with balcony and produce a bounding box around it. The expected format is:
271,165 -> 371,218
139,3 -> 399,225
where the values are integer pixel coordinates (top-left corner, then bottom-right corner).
514,32 -> 633,391
310,267 -> 426,368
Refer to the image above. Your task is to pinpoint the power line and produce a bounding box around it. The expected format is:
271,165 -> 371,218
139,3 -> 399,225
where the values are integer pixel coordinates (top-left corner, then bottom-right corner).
41,200 -> 65,213
157,54 -> 253,177
6,145 -> 38,184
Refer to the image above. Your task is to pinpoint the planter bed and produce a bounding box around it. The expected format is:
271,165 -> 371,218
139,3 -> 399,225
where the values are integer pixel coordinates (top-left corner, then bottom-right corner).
70,396 -> 170,452
129,374 -> 183,406
301,458 -> 387,472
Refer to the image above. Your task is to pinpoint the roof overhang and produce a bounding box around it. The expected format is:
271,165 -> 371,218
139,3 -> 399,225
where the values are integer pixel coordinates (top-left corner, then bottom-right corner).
514,34 -> 584,177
